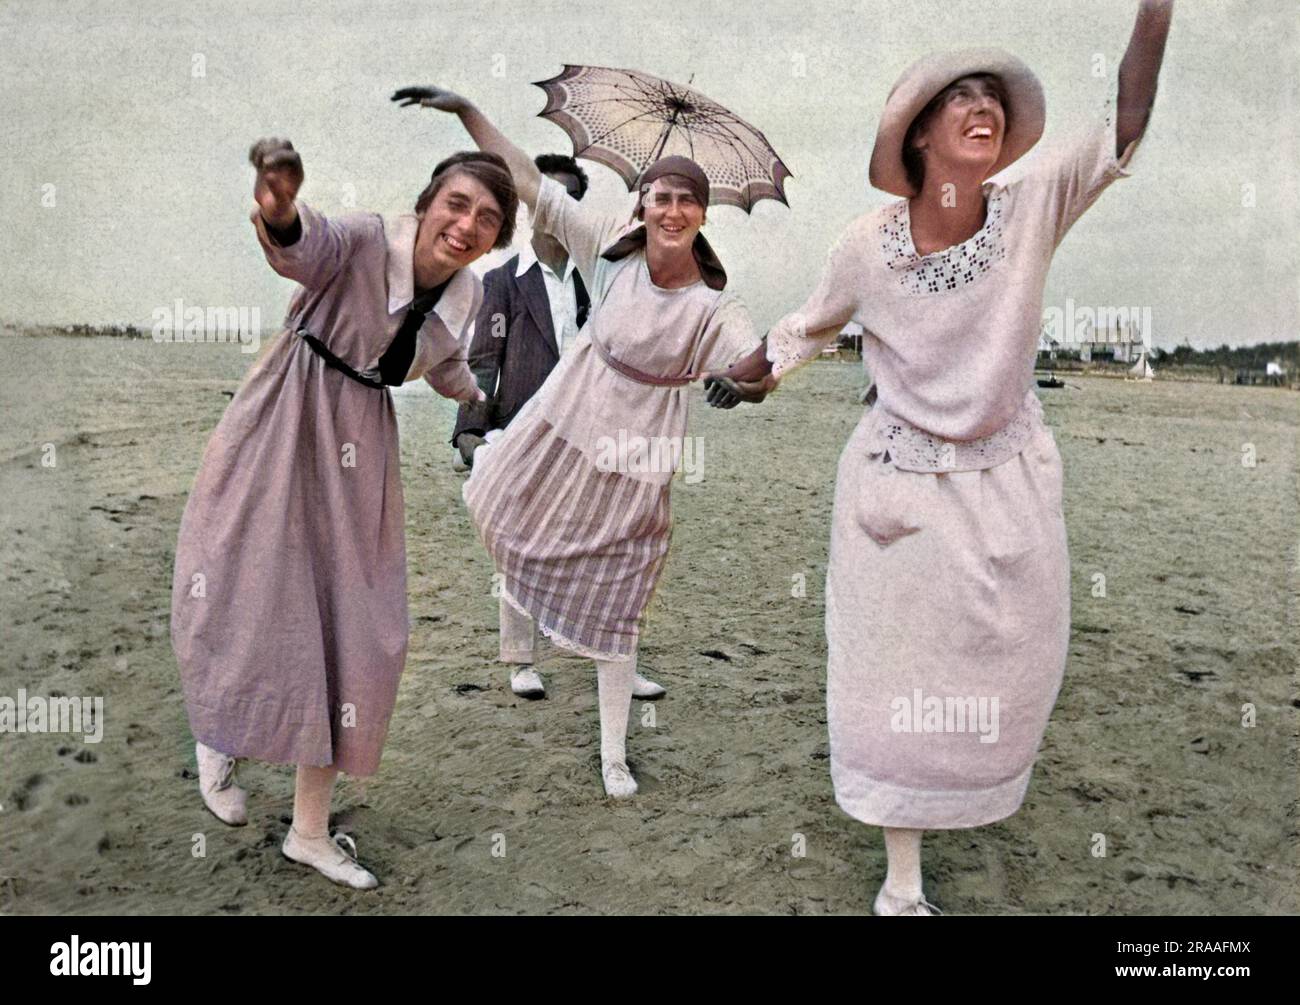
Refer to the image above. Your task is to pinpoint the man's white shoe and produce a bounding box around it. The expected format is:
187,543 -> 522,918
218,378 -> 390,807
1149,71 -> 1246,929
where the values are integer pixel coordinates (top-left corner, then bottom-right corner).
510,667 -> 546,699
632,673 -> 667,699
282,827 -> 379,890
195,741 -> 248,826
601,759 -> 638,799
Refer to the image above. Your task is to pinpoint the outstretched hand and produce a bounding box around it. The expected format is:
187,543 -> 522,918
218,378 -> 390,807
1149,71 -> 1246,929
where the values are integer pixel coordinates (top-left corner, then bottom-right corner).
248,138 -> 303,229
702,338 -> 777,408
703,373 -> 776,409
391,85 -> 472,115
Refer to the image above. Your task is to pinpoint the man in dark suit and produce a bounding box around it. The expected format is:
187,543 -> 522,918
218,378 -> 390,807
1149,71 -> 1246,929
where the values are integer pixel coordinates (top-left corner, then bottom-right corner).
452,154 -> 666,701
451,155 -> 590,465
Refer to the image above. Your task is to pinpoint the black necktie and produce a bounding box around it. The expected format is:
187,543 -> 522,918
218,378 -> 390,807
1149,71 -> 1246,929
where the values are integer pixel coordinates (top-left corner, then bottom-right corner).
378,279 -> 448,386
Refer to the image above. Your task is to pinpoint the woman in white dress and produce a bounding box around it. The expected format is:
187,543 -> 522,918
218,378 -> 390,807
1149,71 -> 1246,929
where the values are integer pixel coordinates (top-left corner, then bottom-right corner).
712,2 -> 1175,913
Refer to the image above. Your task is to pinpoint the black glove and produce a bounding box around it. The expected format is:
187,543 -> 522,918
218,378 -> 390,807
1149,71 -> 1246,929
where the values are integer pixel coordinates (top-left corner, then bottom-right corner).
456,432 -> 486,466
703,337 -> 775,408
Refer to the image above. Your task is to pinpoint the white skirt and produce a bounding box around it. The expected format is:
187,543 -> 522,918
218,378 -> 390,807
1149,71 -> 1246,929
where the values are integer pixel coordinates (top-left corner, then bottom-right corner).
825,407 -> 1070,829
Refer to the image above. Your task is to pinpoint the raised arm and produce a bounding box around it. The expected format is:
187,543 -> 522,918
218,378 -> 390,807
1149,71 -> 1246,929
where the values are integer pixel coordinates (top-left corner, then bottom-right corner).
392,86 -> 542,210
250,137 -> 302,231
1116,1 -> 1174,156
248,137 -> 364,289
1025,0 -> 1173,245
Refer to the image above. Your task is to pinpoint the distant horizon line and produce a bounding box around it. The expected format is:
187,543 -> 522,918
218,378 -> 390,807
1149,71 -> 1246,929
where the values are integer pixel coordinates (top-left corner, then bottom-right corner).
2,320 -> 1297,357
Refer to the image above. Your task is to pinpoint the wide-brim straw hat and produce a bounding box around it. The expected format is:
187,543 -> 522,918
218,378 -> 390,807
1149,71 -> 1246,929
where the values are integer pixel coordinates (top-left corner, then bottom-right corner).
868,47 -> 1046,197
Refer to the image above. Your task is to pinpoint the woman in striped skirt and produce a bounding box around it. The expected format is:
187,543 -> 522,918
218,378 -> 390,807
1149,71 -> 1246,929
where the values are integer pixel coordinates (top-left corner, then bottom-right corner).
393,85 -> 764,798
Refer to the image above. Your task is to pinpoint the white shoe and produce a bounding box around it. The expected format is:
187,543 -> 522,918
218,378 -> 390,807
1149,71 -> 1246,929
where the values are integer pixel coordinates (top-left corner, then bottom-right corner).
196,741 -> 247,826
510,667 -> 546,699
282,826 -> 379,890
873,887 -> 942,916
601,759 -> 638,799
632,673 -> 666,699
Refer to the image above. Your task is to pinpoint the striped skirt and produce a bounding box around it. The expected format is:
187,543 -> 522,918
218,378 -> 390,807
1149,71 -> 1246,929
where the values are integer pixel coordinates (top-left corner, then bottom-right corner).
462,413 -> 672,661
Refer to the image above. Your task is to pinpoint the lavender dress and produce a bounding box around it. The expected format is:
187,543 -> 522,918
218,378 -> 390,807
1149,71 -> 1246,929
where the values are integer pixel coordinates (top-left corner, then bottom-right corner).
172,205 -> 481,776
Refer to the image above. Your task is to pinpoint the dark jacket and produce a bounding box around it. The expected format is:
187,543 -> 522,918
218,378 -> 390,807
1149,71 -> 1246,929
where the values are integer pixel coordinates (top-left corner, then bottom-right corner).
451,254 -> 590,444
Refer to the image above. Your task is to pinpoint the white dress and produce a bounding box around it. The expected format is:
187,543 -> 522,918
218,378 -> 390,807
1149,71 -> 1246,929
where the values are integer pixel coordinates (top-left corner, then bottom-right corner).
767,80 -> 1147,828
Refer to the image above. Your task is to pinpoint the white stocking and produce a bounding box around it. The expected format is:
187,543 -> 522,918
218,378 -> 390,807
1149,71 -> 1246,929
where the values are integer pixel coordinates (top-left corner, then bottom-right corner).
595,653 -> 636,765
881,826 -> 924,900
291,764 -> 338,839
499,593 -> 538,664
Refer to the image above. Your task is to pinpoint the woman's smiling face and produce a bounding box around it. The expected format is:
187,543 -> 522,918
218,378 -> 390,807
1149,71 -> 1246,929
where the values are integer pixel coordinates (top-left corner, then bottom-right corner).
913,74 -> 1007,181
413,170 -> 503,274
640,175 -> 706,257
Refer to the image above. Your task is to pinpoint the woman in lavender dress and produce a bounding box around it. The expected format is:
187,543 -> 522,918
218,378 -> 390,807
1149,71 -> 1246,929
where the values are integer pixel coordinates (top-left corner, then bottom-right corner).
172,138 -> 515,888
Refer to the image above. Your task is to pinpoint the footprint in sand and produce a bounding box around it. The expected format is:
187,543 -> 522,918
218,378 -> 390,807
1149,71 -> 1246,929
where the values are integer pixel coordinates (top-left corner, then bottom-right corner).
10,773 -> 47,811
1174,668 -> 1218,685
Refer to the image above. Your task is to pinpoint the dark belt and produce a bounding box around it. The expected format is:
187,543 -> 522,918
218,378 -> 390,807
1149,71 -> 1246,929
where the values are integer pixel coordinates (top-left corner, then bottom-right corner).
296,328 -> 387,389
293,278 -> 446,390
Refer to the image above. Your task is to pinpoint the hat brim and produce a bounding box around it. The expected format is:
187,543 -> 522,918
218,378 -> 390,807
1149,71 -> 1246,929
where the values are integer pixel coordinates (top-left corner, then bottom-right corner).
868,48 -> 1046,198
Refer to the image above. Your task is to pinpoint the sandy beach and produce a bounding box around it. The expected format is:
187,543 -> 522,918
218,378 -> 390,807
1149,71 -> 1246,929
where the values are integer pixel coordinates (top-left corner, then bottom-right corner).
1,333 -> 1296,915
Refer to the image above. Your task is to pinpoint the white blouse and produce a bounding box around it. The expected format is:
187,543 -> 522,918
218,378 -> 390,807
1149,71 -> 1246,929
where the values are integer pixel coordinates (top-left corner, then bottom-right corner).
766,76 -> 1147,470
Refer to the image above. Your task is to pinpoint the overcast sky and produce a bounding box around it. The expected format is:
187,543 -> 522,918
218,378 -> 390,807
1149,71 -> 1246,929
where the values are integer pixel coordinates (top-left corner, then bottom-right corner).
1,0 -> 1296,348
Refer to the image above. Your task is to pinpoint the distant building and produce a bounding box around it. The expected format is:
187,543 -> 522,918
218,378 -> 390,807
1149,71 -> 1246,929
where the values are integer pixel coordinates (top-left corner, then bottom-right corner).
1040,300 -> 1152,363
1077,317 -> 1147,363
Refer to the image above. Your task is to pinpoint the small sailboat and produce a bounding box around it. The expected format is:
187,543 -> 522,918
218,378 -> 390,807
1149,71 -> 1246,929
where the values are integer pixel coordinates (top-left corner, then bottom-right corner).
1127,353 -> 1156,382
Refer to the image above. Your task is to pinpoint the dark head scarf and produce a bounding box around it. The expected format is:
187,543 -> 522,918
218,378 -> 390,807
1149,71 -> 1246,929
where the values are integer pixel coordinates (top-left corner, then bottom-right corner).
600,155 -> 727,291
